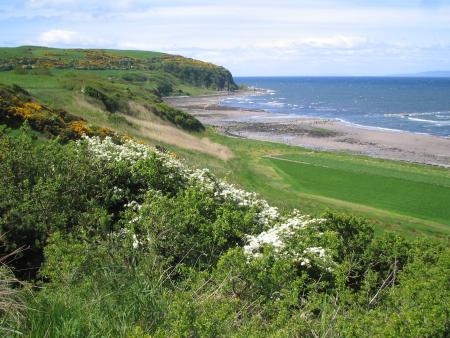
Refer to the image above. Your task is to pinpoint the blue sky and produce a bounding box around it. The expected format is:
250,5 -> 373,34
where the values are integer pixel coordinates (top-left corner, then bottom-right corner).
1,0 -> 449,76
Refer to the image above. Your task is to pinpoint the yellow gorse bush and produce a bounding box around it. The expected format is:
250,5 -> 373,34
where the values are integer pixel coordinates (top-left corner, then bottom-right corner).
12,102 -> 42,119
69,121 -> 91,136
1,85 -> 116,141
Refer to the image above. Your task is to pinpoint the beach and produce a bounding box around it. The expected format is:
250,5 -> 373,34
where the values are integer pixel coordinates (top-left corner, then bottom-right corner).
165,91 -> 450,167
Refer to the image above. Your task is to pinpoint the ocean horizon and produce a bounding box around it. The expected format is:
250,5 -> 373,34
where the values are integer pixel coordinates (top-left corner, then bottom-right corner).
221,76 -> 450,137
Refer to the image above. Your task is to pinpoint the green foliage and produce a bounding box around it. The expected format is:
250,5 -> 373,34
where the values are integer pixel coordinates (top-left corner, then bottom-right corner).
0,126 -> 179,278
22,232 -> 167,337
151,102 -> 204,131
135,187 -> 258,269
155,55 -> 237,90
84,85 -> 121,113
321,211 -> 374,261
0,84 -> 115,141
121,73 -> 148,82
155,80 -> 173,96
0,125 -> 448,337
0,127 -> 106,277
13,66 -> 28,75
30,67 -> 52,76
334,239 -> 450,337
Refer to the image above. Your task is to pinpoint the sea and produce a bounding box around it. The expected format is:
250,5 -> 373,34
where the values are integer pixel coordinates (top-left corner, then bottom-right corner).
220,77 -> 450,137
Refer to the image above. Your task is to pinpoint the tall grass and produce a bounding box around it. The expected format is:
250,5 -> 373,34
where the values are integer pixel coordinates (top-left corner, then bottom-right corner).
0,247 -> 27,336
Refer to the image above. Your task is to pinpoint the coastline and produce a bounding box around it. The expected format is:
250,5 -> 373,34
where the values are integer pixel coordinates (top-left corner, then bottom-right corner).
165,91 -> 450,168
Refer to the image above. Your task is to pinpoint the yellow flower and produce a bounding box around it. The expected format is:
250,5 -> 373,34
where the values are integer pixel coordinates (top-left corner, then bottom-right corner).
70,121 -> 90,135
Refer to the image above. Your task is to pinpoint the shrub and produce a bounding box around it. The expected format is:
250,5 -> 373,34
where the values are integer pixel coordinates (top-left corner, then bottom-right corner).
122,73 -> 148,82
156,81 -> 173,96
22,232 -> 167,337
0,84 -> 116,141
31,67 -> 52,76
134,187 -> 258,269
84,85 -> 121,113
151,102 -> 204,131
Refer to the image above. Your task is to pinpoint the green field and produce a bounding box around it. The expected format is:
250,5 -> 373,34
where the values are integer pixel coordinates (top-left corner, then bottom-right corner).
267,153 -> 450,221
167,132 -> 450,239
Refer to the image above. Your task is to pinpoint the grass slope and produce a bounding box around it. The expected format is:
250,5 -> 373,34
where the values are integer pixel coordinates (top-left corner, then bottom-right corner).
0,47 -> 231,153
0,46 -> 237,90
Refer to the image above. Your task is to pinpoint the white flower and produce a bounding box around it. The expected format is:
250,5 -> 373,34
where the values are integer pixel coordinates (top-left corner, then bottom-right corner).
125,200 -> 142,211
132,234 -> 140,249
304,247 -> 327,258
243,212 -> 332,272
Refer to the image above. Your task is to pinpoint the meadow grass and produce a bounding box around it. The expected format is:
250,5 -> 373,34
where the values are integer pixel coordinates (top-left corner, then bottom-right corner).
0,46 -> 164,59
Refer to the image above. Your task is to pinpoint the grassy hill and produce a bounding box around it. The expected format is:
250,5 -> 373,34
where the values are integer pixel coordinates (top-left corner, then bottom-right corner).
0,46 -> 241,156
0,46 -> 237,90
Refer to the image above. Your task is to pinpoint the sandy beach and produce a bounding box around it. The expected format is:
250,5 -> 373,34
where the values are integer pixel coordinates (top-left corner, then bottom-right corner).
165,91 -> 450,167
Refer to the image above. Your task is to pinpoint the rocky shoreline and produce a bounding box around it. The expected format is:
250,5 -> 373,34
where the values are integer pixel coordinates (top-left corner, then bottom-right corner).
165,91 -> 450,167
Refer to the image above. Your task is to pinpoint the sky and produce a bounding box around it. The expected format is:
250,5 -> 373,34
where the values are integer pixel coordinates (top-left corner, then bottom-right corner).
0,0 -> 450,76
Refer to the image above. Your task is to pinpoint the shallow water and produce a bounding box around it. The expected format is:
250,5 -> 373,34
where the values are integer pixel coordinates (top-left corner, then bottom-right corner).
221,77 -> 450,137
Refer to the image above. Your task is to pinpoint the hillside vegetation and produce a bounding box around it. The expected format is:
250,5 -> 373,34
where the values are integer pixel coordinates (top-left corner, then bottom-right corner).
0,47 -> 449,337
0,46 -> 237,91
0,46 -> 239,155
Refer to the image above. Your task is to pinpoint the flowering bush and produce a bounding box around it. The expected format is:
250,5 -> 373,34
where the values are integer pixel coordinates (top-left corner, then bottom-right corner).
0,84 -> 115,141
81,135 -> 281,228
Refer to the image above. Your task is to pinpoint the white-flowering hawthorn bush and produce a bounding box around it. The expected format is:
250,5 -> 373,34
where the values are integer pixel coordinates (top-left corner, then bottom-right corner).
80,135 -> 338,273
243,211 -> 335,270
81,135 -> 280,227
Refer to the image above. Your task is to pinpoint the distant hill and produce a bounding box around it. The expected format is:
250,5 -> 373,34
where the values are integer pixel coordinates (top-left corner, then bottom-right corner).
0,46 -> 239,153
390,70 -> 450,77
0,46 -> 238,91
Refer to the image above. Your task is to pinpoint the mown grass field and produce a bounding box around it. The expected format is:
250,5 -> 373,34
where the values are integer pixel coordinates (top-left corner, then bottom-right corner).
267,153 -> 450,224
168,131 -> 450,239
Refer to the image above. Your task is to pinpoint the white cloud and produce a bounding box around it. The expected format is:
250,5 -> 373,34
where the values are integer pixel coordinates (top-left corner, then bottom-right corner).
37,29 -> 106,46
2,1 -> 449,75
4,3 -> 450,29
39,29 -> 77,44
25,0 -> 139,11
253,36 -> 368,50
26,0 -> 76,8
302,36 -> 368,49
123,5 -> 450,28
